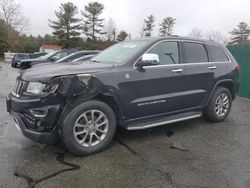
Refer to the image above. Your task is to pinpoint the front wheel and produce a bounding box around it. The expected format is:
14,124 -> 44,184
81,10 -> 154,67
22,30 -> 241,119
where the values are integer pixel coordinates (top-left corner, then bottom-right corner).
204,87 -> 232,122
60,100 -> 116,156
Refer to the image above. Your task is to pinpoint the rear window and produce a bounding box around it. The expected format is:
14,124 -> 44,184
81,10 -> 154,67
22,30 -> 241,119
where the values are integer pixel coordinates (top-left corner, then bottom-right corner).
183,42 -> 208,63
207,44 -> 229,62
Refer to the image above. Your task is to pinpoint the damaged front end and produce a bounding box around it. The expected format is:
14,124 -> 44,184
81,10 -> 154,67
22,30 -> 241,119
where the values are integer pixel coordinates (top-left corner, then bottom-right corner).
6,74 -> 104,144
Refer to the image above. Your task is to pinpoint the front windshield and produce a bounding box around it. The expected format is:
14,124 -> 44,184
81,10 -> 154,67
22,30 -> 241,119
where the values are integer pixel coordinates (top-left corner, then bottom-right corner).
91,40 -> 149,64
56,53 -> 75,63
37,52 -> 56,60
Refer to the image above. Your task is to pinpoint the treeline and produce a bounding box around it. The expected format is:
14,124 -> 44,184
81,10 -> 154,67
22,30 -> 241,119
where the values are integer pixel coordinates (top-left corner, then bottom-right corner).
1,0 -> 250,55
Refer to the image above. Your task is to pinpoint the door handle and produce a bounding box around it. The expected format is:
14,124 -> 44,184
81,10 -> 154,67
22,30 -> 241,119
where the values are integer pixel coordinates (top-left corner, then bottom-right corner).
172,68 -> 183,73
208,66 -> 217,70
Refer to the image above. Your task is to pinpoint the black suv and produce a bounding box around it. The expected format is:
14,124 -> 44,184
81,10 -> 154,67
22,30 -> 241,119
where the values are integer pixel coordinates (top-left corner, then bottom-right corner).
6,37 -> 240,155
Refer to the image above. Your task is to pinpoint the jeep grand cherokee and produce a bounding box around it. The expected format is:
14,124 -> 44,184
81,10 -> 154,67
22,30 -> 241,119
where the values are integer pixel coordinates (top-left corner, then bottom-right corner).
6,37 -> 240,155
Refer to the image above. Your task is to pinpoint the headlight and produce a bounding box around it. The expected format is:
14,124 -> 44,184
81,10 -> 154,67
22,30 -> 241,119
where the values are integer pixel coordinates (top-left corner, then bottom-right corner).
27,82 -> 46,95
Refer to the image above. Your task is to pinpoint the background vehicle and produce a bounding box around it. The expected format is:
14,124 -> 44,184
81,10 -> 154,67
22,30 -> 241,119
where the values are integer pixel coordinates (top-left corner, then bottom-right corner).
7,37 -> 239,156
11,53 -> 29,68
19,50 -> 76,70
72,54 -> 96,62
55,50 -> 100,63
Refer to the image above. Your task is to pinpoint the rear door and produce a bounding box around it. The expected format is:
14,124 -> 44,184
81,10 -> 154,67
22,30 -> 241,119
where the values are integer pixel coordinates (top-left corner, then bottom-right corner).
181,41 -> 218,109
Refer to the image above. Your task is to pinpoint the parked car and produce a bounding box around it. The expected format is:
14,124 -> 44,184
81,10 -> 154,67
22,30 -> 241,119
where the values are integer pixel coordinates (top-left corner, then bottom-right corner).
55,50 -> 100,63
30,51 -> 100,69
72,54 -> 96,62
7,37 -> 240,156
19,50 -> 76,70
11,53 -> 29,68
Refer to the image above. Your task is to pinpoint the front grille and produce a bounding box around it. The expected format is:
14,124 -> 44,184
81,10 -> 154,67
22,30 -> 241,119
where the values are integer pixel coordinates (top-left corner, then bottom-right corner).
12,80 -> 25,97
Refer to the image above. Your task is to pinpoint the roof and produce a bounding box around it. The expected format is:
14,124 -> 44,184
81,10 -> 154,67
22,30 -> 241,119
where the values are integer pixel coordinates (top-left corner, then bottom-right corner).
40,44 -> 63,50
132,36 -> 221,45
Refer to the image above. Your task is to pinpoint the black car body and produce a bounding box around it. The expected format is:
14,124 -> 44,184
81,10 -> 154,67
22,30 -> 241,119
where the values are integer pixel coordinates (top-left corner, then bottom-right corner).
11,53 -> 29,68
6,37 -> 240,155
19,50 -> 76,70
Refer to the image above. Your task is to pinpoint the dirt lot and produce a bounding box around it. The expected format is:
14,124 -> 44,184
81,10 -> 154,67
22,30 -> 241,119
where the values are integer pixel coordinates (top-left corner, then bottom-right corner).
0,62 -> 250,188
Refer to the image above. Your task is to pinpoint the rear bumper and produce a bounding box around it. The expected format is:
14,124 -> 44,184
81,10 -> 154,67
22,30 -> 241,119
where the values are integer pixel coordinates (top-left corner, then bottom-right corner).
6,94 -> 60,144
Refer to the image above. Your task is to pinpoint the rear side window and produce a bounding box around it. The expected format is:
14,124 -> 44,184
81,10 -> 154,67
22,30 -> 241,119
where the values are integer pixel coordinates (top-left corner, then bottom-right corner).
207,44 -> 229,62
183,42 -> 208,63
147,41 -> 179,65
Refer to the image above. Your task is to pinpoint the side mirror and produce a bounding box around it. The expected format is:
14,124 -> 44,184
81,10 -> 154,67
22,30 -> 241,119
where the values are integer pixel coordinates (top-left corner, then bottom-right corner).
137,53 -> 159,68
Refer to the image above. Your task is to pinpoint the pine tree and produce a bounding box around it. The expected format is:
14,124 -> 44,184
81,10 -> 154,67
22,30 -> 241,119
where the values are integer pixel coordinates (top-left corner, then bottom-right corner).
159,17 -> 176,36
81,2 -> 105,41
143,15 -> 155,37
49,2 -> 81,49
229,22 -> 250,44
117,31 -> 128,42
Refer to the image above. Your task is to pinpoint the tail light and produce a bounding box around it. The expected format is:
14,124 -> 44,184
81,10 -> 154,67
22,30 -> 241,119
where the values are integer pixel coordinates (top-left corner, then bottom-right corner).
235,64 -> 240,73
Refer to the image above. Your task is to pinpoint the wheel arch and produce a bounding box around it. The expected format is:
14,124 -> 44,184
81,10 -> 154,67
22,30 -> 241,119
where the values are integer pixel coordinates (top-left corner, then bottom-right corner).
57,90 -> 125,128
205,79 -> 235,107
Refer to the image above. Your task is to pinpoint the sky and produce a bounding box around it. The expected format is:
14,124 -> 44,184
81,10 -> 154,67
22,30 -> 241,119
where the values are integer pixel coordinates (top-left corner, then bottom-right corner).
15,0 -> 250,39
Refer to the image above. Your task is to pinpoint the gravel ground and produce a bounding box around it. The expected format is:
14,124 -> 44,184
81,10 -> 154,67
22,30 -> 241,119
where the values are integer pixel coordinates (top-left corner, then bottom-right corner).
0,62 -> 250,188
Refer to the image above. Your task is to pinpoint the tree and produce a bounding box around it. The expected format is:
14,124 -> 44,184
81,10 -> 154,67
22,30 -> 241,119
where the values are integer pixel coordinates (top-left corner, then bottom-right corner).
0,19 -> 8,54
117,31 -> 128,42
43,34 -> 58,44
0,0 -> 28,50
229,22 -> 250,44
188,29 -> 204,38
159,17 -> 176,36
207,30 -> 227,44
0,0 -> 28,32
143,15 -> 155,37
49,2 -> 81,49
139,23 -> 145,38
82,2 -> 105,41
104,18 -> 116,41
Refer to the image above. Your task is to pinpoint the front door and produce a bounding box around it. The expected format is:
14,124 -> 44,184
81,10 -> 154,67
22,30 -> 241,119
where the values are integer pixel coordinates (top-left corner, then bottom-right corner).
118,41 -> 187,120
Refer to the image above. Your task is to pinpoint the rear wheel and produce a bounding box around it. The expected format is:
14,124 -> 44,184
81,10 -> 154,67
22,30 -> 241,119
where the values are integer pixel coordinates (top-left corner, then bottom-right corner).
204,87 -> 232,122
60,100 -> 116,156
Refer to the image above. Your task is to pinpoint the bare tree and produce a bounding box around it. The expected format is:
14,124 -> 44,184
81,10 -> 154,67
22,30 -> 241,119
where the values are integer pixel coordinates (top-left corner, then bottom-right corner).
207,30 -> 227,44
0,0 -> 28,32
188,29 -> 204,38
139,23 -> 145,38
104,18 -> 116,41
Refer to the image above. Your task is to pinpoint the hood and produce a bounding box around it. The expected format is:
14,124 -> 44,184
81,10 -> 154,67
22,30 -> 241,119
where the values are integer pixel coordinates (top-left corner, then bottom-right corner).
19,61 -> 114,82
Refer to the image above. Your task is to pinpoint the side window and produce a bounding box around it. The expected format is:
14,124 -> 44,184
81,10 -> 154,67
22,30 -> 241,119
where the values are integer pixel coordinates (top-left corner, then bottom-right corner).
147,41 -> 179,65
207,44 -> 229,62
183,42 -> 208,63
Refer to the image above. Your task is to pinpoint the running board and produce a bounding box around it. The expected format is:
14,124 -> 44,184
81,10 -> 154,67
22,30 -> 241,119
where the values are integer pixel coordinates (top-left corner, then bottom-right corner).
126,112 -> 202,130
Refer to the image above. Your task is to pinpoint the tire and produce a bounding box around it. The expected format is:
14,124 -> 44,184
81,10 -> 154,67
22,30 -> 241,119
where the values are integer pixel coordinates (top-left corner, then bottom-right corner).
204,87 -> 232,122
60,100 -> 116,156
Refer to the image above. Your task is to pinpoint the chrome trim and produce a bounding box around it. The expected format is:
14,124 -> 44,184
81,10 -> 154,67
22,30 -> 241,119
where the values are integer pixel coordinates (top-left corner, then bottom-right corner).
29,108 -> 48,118
126,114 -> 202,130
208,66 -> 217,70
132,39 -> 232,70
172,68 -> 183,73
11,116 -> 21,132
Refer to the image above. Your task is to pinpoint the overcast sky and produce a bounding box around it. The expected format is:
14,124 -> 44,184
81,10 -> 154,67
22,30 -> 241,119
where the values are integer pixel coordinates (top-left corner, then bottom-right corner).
15,0 -> 250,39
